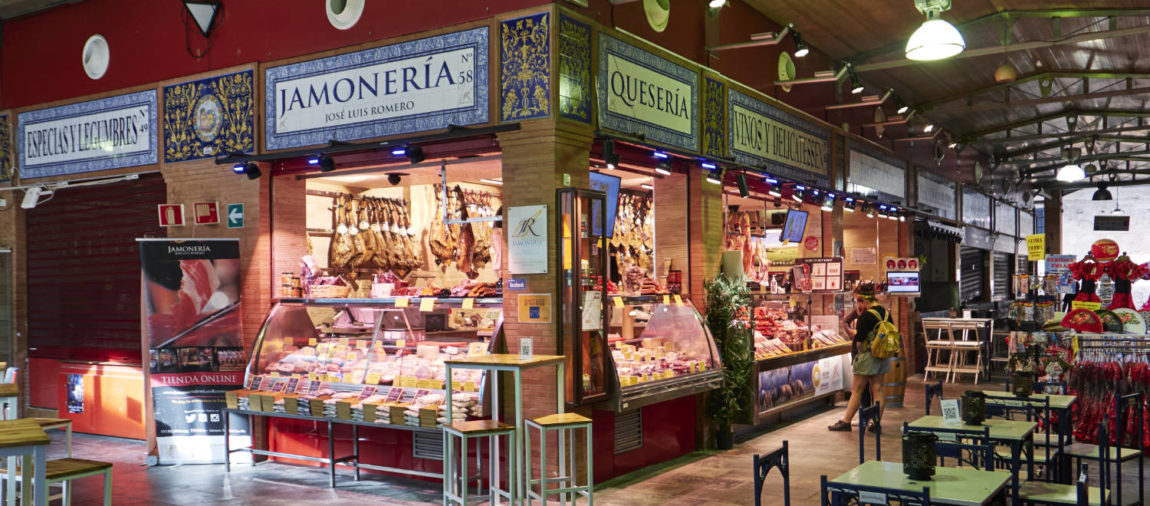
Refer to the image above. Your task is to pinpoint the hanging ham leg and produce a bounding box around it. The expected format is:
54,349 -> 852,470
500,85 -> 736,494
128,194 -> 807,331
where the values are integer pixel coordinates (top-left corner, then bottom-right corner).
398,199 -> 423,269
329,196 -> 355,268
454,186 -> 477,279
356,198 -> 376,267
428,185 -> 456,270
368,199 -> 390,271
346,198 -> 367,268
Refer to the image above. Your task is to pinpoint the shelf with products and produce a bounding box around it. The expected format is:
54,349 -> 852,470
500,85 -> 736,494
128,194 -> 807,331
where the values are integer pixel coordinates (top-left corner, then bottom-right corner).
744,291 -> 853,363
605,295 -> 723,411
234,298 -> 502,428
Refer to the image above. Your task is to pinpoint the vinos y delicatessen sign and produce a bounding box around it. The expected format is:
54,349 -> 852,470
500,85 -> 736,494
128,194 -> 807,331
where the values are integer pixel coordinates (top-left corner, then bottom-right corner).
728,89 -> 828,183
264,27 -> 489,151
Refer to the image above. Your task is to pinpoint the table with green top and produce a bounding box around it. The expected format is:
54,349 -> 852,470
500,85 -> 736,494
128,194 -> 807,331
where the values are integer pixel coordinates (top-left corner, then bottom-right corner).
983,391 -> 1076,482
823,461 -> 1012,506
908,415 -> 1036,502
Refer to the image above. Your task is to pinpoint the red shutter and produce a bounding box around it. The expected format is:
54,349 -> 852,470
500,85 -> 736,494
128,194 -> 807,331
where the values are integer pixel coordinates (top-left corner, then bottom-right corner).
26,173 -> 166,363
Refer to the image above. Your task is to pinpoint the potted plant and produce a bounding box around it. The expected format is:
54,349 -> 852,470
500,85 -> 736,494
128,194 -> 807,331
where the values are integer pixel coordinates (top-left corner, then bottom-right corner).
705,274 -> 753,449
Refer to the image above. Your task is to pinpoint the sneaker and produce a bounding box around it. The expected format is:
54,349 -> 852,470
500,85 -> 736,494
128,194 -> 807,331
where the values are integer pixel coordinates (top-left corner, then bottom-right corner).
827,420 -> 851,432
868,422 -> 882,434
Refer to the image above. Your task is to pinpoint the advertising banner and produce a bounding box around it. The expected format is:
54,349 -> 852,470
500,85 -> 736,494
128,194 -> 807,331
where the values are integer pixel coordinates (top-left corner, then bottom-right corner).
508,205 -> 548,274
139,238 -> 247,464
264,27 -> 489,151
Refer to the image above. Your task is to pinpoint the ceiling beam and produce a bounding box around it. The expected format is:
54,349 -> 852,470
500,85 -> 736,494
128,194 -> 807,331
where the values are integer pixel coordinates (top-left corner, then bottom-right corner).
963,110 -> 1150,140
1036,173 -> 1150,190
931,85 -> 1150,115
1000,136 -> 1150,159
1020,150 -> 1150,176
917,72 -> 1150,111
981,124 -> 1150,144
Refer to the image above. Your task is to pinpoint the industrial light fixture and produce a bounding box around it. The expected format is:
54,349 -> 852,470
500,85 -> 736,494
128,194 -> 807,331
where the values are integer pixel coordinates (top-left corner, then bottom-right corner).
792,29 -> 809,58
906,0 -> 965,61
233,162 -> 261,180
641,183 -> 655,190
700,160 -> 717,170
844,197 -> 856,212
894,96 -> 910,116
923,124 -> 934,133
307,155 -> 321,165
390,147 -> 406,157
652,151 -> 670,160
655,161 -> 672,176
1112,205 -> 1125,215
21,187 -> 44,209
768,183 -> 782,197
603,140 -> 619,169
708,0 -> 726,8
405,145 -> 426,164
319,156 -> 336,173
480,178 -> 503,185
1092,184 -> 1113,201
1056,164 -> 1085,182
792,185 -> 805,202
848,66 -> 864,94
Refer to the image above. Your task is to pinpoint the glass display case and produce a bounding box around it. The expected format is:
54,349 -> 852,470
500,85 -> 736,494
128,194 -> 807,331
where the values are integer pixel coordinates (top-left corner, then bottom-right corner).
557,188 -> 611,406
241,297 -> 502,412
748,291 -> 853,424
604,295 -> 723,411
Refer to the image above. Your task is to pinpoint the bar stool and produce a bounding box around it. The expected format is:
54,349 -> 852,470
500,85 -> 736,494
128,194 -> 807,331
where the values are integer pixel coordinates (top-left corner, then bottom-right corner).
443,419 -> 516,506
525,413 -> 593,505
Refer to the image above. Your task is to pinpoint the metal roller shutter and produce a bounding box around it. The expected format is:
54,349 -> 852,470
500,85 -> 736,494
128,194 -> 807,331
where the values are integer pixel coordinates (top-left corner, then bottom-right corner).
993,252 -> 1012,301
26,174 -> 166,363
960,247 -> 985,303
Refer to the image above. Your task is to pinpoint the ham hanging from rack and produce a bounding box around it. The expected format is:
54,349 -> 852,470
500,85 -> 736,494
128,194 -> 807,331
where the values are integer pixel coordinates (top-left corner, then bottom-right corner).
356,198 -> 377,267
397,199 -> 423,269
329,195 -> 355,268
428,185 -> 456,270
369,199 -> 391,271
385,199 -> 405,269
347,198 -> 368,268
471,194 -> 493,269
454,186 -> 478,279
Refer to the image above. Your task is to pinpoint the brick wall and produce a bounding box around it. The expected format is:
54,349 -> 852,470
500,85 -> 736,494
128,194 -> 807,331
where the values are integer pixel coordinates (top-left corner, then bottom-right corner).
654,173 -> 689,294
688,169 -> 724,301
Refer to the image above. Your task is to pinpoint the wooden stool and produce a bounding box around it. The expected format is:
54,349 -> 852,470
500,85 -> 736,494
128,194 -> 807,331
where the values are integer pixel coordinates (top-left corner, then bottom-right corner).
525,413 -> 593,505
443,419 -> 516,506
2,458 -> 112,506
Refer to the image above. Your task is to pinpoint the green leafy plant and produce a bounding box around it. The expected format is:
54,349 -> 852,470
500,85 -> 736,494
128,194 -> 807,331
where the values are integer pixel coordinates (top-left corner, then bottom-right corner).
705,274 -> 754,436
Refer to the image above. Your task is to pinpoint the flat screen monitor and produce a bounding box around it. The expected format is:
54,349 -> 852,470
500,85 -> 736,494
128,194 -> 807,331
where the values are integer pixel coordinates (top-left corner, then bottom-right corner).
886,271 -> 921,295
780,209 -> 808,243
589,171 -> 621,237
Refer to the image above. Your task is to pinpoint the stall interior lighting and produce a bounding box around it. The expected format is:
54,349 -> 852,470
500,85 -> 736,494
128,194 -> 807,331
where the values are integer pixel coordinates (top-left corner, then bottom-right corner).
480,178 -> 503,185
793,31 -> 809,58
706,170 -> 722,185
308,156 -> 320,165
923,124 -> 934,133
232,163 -> 245,174
390,147 -> 406,157
641,183 -> 654,190
234,162 -> 261,180
763,177 -> 777,184
655,161 -> 672,176
701,161 -> 717,170
603,140 -> 619,169
821,197 -> 834,211
844,197 -> 856,212
652,151 -> 670,159
768,184 -> 782,197
849,67 -> 864,95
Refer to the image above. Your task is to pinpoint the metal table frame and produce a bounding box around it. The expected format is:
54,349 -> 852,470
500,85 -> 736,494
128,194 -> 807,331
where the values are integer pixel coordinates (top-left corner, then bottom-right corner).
908,415 -> 1036,504
224,407 -> 445,488
444,355 -> 566,504
984,391 -> 1076,482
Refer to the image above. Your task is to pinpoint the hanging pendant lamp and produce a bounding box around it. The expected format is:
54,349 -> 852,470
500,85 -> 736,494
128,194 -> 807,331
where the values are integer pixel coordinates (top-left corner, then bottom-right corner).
906,0 -> 965,61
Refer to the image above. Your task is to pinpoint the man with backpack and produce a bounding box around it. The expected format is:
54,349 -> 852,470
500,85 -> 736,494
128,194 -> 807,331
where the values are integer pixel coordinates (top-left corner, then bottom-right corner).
828,282 -> 899,432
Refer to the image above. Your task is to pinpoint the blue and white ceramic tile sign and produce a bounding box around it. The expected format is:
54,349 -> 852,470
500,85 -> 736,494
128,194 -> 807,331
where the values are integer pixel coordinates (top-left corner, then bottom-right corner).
18,90 -> 158,180
264,26 -> 489,151
597,33 -> 698,152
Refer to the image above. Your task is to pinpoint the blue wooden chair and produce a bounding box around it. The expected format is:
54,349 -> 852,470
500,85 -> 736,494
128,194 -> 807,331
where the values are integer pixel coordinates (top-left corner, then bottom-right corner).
820,474 -> 932,505
1064,392 -> 1143,505
858,403 -> 881,464
753,440 -> 789,506
986,395 -> 1058,479
1034,380 -> 1067,395
924,381 -> 943,415
1020,424 -> 1110,505
933,433 -> 994,470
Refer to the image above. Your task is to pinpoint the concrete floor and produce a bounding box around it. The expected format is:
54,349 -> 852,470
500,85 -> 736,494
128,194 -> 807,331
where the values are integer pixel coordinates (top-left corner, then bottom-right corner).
41,376 -> 1150,505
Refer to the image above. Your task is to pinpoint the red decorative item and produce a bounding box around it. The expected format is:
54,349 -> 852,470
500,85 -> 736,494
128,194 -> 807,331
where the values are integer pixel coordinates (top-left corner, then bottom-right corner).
1069,254 -> 1104,302
1105,252 -> 1147,310
1061,309 -> 1104,333
1090,239 -> 1120,262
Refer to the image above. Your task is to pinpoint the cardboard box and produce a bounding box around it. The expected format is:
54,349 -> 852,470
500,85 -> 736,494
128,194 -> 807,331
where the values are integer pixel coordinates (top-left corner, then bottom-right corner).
336,400 -> 354,420
363,402 -> 384,423
284,396 -> 303,415
419,407 -> 438,428
389,404 -> 410,425
308,397 -> 332,417
225,390 -> 251,410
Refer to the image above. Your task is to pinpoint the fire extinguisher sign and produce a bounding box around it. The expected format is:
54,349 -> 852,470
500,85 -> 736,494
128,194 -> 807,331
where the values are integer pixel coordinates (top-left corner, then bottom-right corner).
157,204 -> 185,227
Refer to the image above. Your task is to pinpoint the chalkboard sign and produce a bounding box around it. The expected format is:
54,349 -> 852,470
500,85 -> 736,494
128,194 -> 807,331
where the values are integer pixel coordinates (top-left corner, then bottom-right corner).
1094,216 -> 1130,231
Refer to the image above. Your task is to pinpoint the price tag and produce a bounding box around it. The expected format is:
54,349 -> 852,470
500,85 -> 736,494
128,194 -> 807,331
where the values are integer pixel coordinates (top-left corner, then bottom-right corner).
673,294 -> 683,305
663,295 -> 671,305
342,375 -> 357,384
419,298 -> 436,312
338,337 -> 349,347
307,380 -> 322,395
249,376 -> 264,390
295,379 -> 310,394
318,352 -> 329,362
467,342 -> 488,357
411,389 -> 430,404
1071,301 -> 1102,311
395,297 -> 410,308
357,386 -> 377,402
417,379 -> 436,389
462,298 -> 475,310
285,377 -> 300,393
365,372 -> 381,385
269,372 -> 281,378
396,339 -> 406,348
309,338 -> 317,346
307,373 -> 318,382
270,381 -> 286,393
941,399 -> 961,424
356,339 -> 368,349
462,381 -> 477,392
385,387 -> 404,403
859,491 -> 887,503
613,296 -> 624,308
373,341 -> 385,352
698,361 -> 707,371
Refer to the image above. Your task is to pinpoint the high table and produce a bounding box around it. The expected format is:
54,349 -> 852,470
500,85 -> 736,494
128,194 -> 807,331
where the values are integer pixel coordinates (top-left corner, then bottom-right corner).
983,391 -> 1076,481
444,354 -> 565,504
0,419 -> 49,506
825,461 -> 1012,505
908,415 -> 1036,502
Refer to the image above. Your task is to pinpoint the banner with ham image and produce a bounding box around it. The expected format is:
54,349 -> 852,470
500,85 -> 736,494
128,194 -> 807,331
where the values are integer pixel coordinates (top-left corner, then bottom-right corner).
139,238 -> 248,464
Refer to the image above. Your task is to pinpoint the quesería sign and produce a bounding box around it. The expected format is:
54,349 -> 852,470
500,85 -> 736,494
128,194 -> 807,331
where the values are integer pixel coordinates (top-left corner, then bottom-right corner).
598,34 -> 697,152
18,90 -> 157,179
265,27 -> 489,151
728,89 -> 828,181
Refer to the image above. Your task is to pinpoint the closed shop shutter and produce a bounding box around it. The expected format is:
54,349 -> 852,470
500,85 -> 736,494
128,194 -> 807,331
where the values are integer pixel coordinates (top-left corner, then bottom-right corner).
26,174 -> 166,363
993,252 -> 1012,301
960,246 -> 985,303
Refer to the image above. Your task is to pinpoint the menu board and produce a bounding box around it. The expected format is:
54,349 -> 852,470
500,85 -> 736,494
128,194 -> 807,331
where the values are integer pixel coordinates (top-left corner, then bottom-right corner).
794,257 -> 844,293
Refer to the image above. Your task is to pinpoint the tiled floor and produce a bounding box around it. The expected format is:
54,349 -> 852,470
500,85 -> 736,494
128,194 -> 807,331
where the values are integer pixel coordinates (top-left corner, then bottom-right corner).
36,376 -> 1150,504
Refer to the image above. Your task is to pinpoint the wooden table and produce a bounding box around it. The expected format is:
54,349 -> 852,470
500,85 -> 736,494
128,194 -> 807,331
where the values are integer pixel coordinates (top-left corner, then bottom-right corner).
26,419 -> 71,458
825,461 -> 1012,505
908,415 -> 1036,502
0,419 -> 50,506
444,354 -> 565,504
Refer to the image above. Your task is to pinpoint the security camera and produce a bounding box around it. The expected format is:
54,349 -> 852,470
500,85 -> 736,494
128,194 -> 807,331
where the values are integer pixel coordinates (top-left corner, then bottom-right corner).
21,187 -> 43,209
388,174 -> 401,185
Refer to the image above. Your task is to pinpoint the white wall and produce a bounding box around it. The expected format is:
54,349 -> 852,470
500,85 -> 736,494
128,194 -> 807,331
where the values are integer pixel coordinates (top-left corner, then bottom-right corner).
1062,185 -> 1150,306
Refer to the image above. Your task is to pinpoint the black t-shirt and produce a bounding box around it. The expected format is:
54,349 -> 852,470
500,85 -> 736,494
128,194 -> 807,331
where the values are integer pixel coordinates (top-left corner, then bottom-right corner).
853,305 -> 889,345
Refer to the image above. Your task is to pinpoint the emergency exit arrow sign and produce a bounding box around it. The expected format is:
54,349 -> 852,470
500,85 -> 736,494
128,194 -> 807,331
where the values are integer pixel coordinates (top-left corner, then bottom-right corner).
227,203 -> 244,229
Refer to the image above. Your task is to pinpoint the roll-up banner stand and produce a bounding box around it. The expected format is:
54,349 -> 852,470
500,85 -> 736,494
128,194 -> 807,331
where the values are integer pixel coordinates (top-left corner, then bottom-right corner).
138,238 -> 249,464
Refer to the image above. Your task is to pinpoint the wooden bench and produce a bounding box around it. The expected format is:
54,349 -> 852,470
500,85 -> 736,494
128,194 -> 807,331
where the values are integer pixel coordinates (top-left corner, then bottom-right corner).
2,458 -> 112,505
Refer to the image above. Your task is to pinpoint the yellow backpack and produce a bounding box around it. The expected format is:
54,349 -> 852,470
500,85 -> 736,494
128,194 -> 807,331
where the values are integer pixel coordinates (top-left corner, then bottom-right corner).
867,308 -> 902,359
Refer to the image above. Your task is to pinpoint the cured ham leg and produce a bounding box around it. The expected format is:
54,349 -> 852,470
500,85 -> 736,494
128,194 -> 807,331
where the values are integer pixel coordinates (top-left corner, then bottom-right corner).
454,186 -> 477,278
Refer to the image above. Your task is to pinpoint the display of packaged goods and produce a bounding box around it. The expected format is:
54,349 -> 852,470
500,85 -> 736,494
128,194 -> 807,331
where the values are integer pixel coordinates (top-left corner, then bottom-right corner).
607,297 -> 720,390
